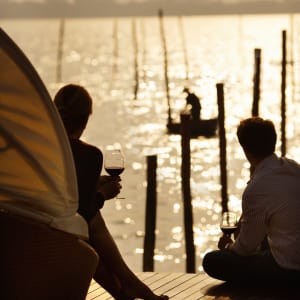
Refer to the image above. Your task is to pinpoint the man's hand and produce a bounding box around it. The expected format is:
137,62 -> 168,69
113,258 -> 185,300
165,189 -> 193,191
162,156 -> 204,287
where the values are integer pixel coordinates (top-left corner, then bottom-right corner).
218,234 -> 233,250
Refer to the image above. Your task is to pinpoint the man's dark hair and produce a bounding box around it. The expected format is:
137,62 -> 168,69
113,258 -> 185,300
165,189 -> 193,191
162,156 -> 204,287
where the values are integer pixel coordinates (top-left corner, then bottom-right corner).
237,117 -> 277,158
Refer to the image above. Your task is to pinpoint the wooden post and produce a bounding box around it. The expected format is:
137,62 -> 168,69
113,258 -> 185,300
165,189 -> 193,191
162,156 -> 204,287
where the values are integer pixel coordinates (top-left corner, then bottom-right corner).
140,19 -> 147,83
178,16 -> 189,81
143,155 -> 157,272
180,112 -> 195,273
132,18 -> 139,100
56,18 -> 65,83
112,19 -> 118,74
252,48 -> 261,116
158,9 -> 172,125
281,30 -> 287,157
216,83 -> 228,213
289,15 -> 295,103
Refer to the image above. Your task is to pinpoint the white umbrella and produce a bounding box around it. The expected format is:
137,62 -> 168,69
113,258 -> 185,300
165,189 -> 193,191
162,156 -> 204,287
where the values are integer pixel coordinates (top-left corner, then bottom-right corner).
0,28 -> 88,239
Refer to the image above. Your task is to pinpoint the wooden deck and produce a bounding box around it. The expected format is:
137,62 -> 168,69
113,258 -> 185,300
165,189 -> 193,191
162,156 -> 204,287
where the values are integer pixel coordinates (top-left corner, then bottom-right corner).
86,272 -> 299,299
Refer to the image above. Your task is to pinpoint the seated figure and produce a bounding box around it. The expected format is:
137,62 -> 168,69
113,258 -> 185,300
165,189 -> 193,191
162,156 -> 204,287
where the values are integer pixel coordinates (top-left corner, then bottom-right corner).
0,28 -> 98,300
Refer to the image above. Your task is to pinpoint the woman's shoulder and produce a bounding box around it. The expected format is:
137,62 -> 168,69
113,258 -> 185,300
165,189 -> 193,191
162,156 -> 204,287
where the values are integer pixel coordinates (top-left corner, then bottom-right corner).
70,139 -> 102,158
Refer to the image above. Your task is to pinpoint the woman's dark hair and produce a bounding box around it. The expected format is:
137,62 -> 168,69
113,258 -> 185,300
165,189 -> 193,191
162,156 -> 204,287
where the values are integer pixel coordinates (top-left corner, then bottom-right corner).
54,84 -> 92,135
237,117 -> 277,158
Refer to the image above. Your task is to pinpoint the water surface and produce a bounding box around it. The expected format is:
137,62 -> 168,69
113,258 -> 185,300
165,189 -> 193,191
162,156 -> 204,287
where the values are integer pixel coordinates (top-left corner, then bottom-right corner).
2,14 -> 300,272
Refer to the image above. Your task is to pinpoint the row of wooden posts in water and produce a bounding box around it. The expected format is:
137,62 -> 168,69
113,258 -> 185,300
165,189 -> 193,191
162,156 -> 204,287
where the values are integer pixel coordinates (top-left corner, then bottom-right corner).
55,14 -> 290,274
142,83 -> 228,274
252,30 -> 288,156
143,29 -> 289,273
55,10 -> 188,101
55,12 -> 289,126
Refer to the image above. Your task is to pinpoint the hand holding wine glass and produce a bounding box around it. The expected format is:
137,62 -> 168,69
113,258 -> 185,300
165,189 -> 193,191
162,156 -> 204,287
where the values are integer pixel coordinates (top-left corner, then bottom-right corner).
104,149 -> 125,199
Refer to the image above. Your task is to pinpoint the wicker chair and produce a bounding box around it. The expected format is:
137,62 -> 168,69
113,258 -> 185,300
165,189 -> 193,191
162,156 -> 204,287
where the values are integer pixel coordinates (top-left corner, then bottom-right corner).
0,209 -> 98,300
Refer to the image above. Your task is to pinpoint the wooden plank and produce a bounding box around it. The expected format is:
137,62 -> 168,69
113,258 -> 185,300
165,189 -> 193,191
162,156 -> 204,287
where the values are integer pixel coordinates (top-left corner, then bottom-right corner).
86,272 -> 299,300
161,274 -> 210,299
174,276 -> 221,299
86,272 -> 220,300
86,280 -> 109,300
150,273 -> 193,292
141,272 -> 176,285
146,273 -> 188,292
86,273 -> 223,300
172,278 -> 210,298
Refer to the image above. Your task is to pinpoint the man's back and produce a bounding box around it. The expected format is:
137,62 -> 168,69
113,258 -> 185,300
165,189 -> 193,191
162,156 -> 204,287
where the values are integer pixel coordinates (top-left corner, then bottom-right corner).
243,154 -> 300,270
186,93 -> 201,119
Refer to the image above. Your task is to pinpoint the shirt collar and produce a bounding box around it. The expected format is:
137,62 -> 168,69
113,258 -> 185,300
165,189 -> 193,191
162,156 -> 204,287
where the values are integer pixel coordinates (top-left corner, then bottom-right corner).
248,153 -> 279,182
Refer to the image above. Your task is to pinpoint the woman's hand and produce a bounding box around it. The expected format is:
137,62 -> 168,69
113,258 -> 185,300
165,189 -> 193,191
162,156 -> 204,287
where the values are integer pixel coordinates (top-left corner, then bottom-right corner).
97,175 -> 122,200
98,175 -> 116,186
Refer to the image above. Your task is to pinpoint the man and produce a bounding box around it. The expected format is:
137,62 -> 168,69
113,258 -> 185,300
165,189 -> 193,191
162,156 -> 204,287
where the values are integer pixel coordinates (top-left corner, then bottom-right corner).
183,87 -> 201,120
203,117 -> 300,284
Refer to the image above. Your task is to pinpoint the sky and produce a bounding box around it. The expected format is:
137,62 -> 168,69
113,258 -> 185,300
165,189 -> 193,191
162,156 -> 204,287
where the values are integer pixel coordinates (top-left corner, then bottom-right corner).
1,0 -> 299,18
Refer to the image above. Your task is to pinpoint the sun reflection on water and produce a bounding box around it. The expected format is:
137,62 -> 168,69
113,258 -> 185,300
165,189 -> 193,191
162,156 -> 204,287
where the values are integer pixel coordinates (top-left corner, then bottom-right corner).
2,14 -> 300,273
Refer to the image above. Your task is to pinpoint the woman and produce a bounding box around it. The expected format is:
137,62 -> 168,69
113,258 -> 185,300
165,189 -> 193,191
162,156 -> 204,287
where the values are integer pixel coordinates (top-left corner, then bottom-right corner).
54,84 -> 168,300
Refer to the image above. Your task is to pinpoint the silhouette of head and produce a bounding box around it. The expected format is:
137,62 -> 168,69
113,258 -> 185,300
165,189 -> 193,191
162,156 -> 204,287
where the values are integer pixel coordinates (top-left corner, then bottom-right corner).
183,86 -> 190,94
54,84 -> 92,136
237,117 -> 276,159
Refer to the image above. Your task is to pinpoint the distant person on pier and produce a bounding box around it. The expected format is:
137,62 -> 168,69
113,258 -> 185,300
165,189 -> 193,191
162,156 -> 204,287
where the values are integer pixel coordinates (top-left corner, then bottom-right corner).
203,117 -> 300,285
54,84 -> 169,300
183,87 -> 202,120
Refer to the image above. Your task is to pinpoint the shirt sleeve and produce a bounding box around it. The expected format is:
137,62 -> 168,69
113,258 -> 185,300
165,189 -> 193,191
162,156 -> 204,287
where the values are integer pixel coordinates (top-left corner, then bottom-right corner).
231,192 -> 268,256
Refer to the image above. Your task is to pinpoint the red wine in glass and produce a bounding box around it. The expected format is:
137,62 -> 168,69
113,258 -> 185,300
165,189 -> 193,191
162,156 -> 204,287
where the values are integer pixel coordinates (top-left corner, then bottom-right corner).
220,212 -> 237,237
105,167 -> 124,177
221,226 -> 237,236
104,149 -> 125,199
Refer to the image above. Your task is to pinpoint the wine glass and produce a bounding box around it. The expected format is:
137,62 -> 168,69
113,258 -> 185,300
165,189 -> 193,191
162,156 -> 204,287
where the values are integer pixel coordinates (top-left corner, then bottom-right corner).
104,149 -> 125,199
220,211 -> 238,237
